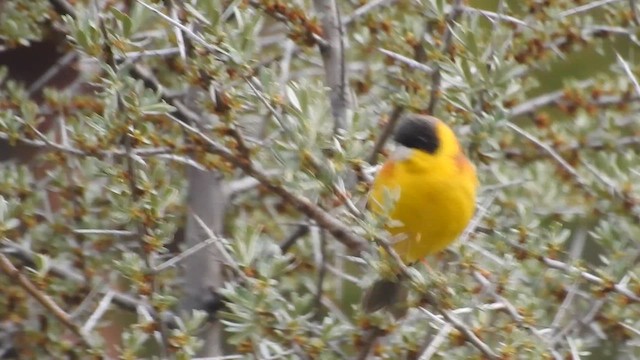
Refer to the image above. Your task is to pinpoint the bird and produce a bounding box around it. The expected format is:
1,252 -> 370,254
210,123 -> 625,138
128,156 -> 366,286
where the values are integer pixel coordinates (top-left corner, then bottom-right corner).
362,114 -> 478,313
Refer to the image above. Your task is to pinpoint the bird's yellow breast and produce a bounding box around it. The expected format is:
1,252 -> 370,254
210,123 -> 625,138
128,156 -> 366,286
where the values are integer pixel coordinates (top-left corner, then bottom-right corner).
369,123 -> 478,264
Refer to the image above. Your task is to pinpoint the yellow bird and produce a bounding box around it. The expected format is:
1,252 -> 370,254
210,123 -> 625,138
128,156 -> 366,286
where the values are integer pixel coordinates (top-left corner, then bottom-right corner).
362,114 -> 478,313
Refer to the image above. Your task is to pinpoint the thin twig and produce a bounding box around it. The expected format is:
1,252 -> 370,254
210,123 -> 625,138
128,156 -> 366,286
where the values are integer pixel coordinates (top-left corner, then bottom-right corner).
136,0 -> 228,59
417,323 -> 453,360
378,48 -> 434,73
73,229 -> 136,236
27,52 -> 78,96
191,213 -> 250,282
280,224 -> 310,253
0,131 -> 172,157
367,106 -> 404,164
461,5 -> 529,27
507,241 -> 640,303
343,0 -> 397,25
154,235 -> 228,273
616,53 -> 640,97
472,271 -> 562,357
82,290 -> 115,333
436,308 -> 499,359
507,80 -> 594,118
543,257 -> 640,302
557,0 -> 622,17
505,121 -> 589,189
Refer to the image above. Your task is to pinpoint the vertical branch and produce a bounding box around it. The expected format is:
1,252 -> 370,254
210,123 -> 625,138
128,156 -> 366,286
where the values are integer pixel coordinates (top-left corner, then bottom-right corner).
144,0 -> 228,355
630,0 -> 640,25
313,228 -> 328,317
313,0 -> 348,132
182,167 -> 228,357
367,106 -> 405,164
426,0 -> 465,115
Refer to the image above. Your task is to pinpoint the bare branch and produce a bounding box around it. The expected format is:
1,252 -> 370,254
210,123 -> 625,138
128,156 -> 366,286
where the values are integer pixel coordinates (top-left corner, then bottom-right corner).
507,80 -> 594,118
72,229 -> 136,236
461,5 -> 529,27
542,257 -> 640,302
417,324 -> 454,360
506,121 -> 589,189
616,53 -> 640,97
182,168 -> 227,357
557,0 -> 622,17
343,0 -> 397,25
82,290 -> 115,333
154,235 -> 227,273
378,48 -> 434,73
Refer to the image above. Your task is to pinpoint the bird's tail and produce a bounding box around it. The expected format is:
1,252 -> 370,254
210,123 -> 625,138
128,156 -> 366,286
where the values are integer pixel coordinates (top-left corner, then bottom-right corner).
361,278 -> 408,316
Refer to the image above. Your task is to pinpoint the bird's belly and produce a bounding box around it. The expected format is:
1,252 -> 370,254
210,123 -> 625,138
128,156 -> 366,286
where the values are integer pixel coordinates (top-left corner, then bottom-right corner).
387,178 -> 475,264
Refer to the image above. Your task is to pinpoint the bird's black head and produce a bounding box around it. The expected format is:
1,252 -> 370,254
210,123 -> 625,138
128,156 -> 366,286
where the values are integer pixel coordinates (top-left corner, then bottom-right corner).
393,115 -> 440,154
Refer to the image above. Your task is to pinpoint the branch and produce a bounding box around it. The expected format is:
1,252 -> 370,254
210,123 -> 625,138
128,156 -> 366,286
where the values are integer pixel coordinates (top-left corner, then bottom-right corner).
461,5 -> 529,27
630,0 -> 640,25
616,53 -> 640,97
367,106 -> 404,164
557,0 -> 622,17
507,80 -> 594,118
136,0 -> 229,60
313,0 -> 349,131
503,136 -> 640,160
181,163 -> 228,358
543,257 -> 640,302
0,132 -> 173,158
437,308 -> 499,359
1,240 -> 170,324
506,121 -> 640,224
378,48 -> 434,73
426,0 -> 466,115
343,0 -> 397,25
0,254 -> 93,349
507,241 -> 640,303
505,121 -> 589,189
370,235 -> 499,359
165,114 -> 368,251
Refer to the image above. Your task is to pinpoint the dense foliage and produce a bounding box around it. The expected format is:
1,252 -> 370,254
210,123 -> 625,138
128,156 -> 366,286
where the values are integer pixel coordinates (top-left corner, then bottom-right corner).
1,0 -> 639,359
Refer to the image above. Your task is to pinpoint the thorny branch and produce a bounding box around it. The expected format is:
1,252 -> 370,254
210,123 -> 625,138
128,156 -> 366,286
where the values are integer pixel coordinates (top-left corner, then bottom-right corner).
0,253 -> 93,349
165,113 -> 368,251
505,120 -> 640,224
